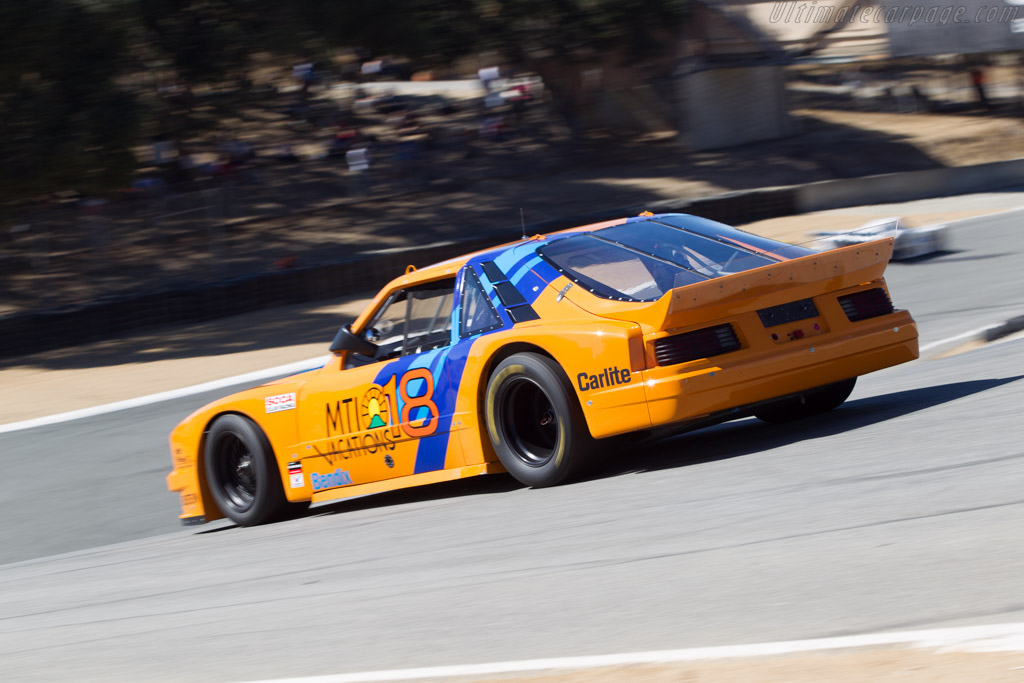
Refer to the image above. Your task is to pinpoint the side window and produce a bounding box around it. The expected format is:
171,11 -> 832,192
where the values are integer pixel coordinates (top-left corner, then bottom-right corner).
348,279 -> 455,367
460,268 -> 502,337
403,285 -> 454,353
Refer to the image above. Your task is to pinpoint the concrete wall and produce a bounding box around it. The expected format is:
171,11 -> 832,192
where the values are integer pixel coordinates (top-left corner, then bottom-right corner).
678,66 -> 792,151
593,84 -> 676,134
884,0 -> 1024,58
796,157 -> 1024,212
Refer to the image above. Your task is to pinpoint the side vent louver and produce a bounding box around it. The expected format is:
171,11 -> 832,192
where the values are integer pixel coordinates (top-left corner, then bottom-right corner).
479,261 -> 540,324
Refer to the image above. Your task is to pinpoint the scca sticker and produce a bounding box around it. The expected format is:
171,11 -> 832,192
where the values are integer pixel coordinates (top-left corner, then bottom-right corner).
265,392 -> 297,413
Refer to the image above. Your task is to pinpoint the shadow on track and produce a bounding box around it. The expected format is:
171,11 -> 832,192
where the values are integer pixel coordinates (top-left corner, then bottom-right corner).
888,249 -> 959,264
595,375 -> 1024,479
199,375 -> 1023,532
195,475 -> 523,534
304,473 -> 522,521
891,250 -> 1005,265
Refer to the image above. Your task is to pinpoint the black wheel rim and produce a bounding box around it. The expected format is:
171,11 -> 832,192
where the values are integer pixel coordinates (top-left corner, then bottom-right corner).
214,433 -> 257,512
497,377 -> 559,467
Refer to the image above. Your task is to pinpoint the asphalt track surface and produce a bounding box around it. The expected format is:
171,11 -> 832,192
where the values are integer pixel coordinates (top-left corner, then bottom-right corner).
1,210 -> 1023,681
882,208 -> 1024,345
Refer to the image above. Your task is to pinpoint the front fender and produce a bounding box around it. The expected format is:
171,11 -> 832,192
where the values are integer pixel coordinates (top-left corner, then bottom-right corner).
166,374 -> 311,523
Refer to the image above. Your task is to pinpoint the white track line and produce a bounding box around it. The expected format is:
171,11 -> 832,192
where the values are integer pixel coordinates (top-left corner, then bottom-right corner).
0,356 -> 328,435
240,622 -> 1024,682
238,622 -> 1024,683
919,323 -> 1002,354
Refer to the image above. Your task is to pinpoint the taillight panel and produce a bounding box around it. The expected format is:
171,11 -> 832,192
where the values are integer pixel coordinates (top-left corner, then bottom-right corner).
653,324 -> 741,366
838,288 -> 894,322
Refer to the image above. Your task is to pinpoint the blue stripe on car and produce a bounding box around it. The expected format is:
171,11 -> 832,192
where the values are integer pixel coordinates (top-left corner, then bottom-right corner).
375,238 -> 568,475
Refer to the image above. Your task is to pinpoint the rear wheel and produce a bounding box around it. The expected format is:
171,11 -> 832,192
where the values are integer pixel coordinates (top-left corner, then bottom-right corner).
755,377 -> 857,424
484,353 -> 594,487
205,414 -> 297,526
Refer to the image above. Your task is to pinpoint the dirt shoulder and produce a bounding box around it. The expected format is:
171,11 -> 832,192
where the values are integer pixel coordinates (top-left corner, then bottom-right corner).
0,297 -> 365,424
460,648 -> 1024,683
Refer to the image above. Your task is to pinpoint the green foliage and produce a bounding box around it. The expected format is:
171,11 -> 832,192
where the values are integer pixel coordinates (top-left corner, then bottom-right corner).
0,0 -> 690,203
284,0 -> 689,67
0,1 -> 139,202
479,0 -> 690,63
135,0 -> 283,84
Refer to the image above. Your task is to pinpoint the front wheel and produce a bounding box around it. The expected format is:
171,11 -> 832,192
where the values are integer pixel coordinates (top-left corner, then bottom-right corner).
755,377 -> 857,424
204,414 -> 295,526
484,353 -> 594,488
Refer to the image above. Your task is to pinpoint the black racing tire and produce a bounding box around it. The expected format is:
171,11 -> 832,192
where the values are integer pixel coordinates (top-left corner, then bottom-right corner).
755,377 -> 857,424
204,414 -> 295,526
484,353 -> 594,488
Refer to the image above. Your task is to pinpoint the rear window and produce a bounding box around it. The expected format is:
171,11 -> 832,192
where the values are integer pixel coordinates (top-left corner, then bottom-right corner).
653,215 -> 814,260
540,235 -> 703,301
598,222 -> 776,277
539,217 -> 802,302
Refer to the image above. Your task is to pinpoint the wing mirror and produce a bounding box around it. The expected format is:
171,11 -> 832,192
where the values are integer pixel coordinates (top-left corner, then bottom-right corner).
329,323 -> 379,356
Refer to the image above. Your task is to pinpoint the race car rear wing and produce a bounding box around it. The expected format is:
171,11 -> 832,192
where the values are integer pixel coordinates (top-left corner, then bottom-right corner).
654,237 -> 895,333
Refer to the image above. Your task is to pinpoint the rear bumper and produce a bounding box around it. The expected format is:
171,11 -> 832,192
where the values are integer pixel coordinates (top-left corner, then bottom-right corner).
642,311 -> 918,426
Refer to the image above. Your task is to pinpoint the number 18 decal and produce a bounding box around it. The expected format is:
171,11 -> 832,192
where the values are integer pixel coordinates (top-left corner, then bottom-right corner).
381,368 -> 440,438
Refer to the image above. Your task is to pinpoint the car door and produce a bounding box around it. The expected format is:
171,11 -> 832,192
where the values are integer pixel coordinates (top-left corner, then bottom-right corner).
294,278 -> 461,495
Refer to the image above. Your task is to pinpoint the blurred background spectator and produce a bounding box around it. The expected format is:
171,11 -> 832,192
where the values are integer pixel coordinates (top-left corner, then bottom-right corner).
5,0 -> 1024,326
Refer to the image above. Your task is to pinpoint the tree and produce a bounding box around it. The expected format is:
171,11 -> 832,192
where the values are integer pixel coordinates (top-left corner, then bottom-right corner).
134,0 -> 293,87
0,1 -> 139,204
290,0 -> 691,134
0,0 -> 691,206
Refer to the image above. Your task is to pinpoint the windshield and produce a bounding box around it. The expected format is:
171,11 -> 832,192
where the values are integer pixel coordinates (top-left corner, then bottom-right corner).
539,217 -> 803,302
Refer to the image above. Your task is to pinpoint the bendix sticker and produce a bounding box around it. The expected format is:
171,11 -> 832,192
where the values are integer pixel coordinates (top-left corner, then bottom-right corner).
265,392 -> 297,413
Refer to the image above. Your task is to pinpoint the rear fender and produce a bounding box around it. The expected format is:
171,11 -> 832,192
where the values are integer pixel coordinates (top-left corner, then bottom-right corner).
457,320 -> 653,463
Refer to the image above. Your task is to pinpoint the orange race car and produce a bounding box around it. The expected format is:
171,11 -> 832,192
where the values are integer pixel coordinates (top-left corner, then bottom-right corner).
167,213 -> 918,526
